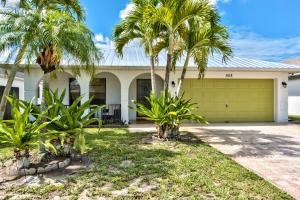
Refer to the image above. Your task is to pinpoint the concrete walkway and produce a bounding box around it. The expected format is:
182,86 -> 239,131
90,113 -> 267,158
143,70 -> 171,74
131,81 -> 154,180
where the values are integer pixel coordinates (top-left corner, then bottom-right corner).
129,123 -> 300,199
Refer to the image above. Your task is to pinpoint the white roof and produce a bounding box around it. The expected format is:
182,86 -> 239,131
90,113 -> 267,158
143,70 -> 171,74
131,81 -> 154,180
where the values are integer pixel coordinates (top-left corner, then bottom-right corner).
99,47 -> 300,72
1,46 -> 300,72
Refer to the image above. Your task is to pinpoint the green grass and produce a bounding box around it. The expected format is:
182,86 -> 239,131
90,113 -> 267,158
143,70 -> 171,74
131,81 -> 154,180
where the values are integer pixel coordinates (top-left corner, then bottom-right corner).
289,115 -> 300,122
1,129 -> 294,199
0,143 -> 13,162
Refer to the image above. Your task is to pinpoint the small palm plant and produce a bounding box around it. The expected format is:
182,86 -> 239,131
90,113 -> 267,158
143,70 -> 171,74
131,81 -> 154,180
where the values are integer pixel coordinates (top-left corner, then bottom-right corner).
44,88 -> 103,155
0,96 -> 56,168
131,92 -> 207,139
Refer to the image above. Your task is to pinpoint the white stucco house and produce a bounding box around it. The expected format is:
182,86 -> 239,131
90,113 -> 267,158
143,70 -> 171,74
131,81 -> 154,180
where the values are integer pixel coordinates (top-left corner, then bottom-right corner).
2,47 -> 300,124
0,68 -> 24,119
282,58 -> 300,116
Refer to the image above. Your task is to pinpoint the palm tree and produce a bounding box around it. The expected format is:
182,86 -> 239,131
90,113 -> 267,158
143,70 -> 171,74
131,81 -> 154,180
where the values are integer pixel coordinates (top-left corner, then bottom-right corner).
1,0 -> 85,20
113,0 -> 162,93
154,0 -> 213,94
176,12 -> 233,95
0,1 -> 99,118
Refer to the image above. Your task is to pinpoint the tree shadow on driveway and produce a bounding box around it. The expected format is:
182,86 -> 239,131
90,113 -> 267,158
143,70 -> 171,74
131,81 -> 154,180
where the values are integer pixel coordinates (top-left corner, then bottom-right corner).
186,127 -> 300,158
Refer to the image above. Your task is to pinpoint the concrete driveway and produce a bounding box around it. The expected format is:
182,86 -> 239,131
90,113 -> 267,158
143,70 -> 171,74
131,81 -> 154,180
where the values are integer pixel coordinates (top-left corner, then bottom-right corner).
181,123 -> 300,199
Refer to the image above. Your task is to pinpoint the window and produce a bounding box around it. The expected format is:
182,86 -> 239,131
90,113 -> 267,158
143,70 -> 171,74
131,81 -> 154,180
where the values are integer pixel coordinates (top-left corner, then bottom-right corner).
69,78 -> 80,105
90,78 -> 106,105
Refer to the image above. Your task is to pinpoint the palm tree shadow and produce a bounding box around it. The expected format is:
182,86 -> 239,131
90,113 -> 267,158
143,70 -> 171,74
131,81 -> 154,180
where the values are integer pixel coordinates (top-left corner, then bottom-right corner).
187,127 -> 300,158
69,129 -> 180,194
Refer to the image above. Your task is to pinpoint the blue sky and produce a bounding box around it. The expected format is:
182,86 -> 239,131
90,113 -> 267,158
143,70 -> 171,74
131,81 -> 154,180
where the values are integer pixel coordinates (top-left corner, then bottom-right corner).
82,0 -> 300,61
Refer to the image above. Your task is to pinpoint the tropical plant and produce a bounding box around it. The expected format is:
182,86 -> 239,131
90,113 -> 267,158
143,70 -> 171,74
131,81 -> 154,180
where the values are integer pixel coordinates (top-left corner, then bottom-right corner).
0,0 -> 99,118
0,95 -> 57,168
176,12 -> 232,95
113,0 -> 163,93
43,88 -> 103,155
153,0 -> 213,94
131,92 -> 207,139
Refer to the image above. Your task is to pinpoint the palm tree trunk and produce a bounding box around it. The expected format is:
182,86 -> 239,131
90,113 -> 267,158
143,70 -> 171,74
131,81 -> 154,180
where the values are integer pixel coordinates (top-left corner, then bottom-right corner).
176,52 -> 191,96
150,55 -> 156,93
164,35 -> 174,95
164,53 -> 172,95
41,76 -> 49,110
0,45 -> 26,119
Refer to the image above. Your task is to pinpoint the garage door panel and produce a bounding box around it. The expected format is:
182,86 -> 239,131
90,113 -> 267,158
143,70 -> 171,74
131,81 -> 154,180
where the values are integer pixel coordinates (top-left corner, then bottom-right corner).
182,79 -> 274,122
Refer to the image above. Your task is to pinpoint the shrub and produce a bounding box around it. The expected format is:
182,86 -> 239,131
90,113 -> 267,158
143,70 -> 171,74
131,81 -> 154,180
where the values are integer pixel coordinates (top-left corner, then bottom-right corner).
0,95 -> 56,168
131,92 -> 207,139
43,89 -> 103,155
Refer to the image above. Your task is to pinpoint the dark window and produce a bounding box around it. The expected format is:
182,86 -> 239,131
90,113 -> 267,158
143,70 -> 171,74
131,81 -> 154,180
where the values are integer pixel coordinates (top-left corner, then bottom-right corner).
136,79 -> 151,117
90,78 -> 106,105
69,78 -> 80,105
0,86 -> 19,120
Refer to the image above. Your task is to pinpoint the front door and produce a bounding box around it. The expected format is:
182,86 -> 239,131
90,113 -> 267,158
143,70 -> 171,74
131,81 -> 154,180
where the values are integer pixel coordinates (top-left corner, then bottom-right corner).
136,79 -> 151,118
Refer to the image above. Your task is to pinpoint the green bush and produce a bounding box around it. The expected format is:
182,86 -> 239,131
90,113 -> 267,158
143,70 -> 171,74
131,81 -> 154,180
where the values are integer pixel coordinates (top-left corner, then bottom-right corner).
0,95 -> 57,168
131,92 -> 207,139
43,89 -> 103,155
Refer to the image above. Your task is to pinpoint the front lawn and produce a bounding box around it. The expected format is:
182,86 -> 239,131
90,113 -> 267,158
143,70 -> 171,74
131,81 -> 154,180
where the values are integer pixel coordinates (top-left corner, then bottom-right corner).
289,115 -> 300,122
0,129 -> 293,199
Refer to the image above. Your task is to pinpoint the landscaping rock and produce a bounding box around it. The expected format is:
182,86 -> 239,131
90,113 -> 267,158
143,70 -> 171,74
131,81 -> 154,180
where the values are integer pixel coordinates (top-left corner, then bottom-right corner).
24,176 -> 40,185
37,167 -> 46,174
45,163 -> 58,172
5,165 -> 19,176
24,168 -> 36,175
3,159 -> 13,168
58,162 -> 65,169
64,158 -> 71,166
16,157 -> 30,169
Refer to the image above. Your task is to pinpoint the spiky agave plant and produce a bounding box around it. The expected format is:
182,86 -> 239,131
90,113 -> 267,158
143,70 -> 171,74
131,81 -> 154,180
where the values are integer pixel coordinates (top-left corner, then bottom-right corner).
43,88 -> 103,155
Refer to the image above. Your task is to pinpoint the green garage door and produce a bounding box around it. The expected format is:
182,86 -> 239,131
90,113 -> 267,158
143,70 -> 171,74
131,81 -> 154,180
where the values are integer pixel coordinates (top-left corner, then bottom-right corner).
182,79 -> 274,122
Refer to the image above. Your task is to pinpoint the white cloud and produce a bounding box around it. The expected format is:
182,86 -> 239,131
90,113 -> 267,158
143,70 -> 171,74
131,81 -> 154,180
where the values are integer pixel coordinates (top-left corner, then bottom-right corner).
94,33 -> 114,49
120,3 -> 135,19
230,29 -> 300,61
95,34 -> 104,42
208,0 -> 231,5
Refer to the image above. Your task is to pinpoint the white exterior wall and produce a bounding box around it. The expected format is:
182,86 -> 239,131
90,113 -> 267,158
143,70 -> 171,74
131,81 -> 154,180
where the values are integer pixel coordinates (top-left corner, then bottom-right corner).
24,67 -> 290,123
0,76 -> 24,100
288,79 -> 300,116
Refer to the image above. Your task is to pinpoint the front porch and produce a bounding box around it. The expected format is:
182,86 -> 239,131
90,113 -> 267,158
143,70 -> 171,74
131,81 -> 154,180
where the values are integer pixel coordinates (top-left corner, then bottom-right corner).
25,68 -> 164,125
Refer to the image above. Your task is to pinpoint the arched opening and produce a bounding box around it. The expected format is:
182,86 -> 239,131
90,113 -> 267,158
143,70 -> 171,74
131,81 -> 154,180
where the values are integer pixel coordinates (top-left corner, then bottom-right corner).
37,71 -> 80,106
90,72 -> 121,123
128,73 -> 164,123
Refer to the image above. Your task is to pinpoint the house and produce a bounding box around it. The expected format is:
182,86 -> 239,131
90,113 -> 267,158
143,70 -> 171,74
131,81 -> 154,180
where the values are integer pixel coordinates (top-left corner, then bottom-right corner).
282,58 -> 300,116
3,47 -> 300,124
0,68 -> 24,119
288,74 -> 300,116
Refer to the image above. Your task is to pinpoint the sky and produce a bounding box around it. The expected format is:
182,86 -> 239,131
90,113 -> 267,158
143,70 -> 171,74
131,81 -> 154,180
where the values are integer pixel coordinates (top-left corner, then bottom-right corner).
80,0 -> 300,62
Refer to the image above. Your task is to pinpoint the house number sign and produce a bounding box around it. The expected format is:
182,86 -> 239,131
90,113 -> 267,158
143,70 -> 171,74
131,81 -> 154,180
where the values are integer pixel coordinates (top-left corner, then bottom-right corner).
225,74 -> 233,78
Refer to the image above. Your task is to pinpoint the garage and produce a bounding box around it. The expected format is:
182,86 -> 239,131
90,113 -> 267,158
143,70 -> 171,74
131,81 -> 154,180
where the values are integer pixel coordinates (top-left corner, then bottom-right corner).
182,79 -> 274,123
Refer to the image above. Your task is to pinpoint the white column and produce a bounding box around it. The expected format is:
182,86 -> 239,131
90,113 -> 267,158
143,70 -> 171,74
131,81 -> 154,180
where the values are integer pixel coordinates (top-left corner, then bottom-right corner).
77,73 -> 91,114
24,69 -> 44,104
120,80 -> 130,124
275,73 -> 289,122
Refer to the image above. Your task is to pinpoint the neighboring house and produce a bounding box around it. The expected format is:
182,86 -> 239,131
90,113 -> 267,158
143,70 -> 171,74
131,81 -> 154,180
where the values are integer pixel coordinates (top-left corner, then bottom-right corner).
288,74 -> 300,116
0,68 -> 24,119
282,58 -> 300,116
2,47 -> 300,124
